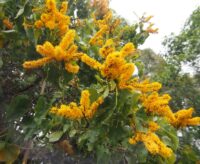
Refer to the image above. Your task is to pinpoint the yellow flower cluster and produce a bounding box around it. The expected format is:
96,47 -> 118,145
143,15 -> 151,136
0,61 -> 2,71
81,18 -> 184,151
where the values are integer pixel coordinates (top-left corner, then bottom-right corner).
50,90 -> 104,119
141,92 -> 175,122
172,108 -> 200,128
119,78 -> 162,93
129,122 -> 172,158
141,93 -> 200,128
81,41 -> 136,83
81,54 -> 102,70
34,0 -> 70,36
23,30 -> 83,73
3,18 -> 13,29
99,39 -> 115,58
90,11 -> 120,46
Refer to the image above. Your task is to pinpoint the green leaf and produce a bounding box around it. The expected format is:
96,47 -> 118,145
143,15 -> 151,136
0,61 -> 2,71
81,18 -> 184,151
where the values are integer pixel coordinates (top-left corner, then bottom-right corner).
15,8 -> 24,19
96,145 -> 110,164
69,129 -> 77,137
0,0 -> 11,4
34,96 -> 47,116
102,86 -> 109,98
157,118 -> 179,151
7,95 -> 29,119
48,131 -> 64,142
109,80 -> 116,91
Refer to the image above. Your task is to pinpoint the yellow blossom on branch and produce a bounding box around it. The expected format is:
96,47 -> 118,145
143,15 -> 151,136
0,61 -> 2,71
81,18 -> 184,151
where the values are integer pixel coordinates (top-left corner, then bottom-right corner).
34,0 -> 70,36
141,92 -> 175,122
23,30 -> 83,73
121,79 -> 162,93
50,90 -> 104,119
3,18 -> 13,29
129,131 -> 172,158
172,108 -> 200,128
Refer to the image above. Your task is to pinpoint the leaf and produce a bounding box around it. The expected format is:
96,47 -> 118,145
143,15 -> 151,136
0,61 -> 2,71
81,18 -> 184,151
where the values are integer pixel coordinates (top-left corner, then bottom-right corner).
34,96 -> 47,117
88,88 -> 99,103
102,86 -> 109,98
15,8 -> 24,19
7,95 -> 29,119
0,0 -> 11,4
48,131 -> 64,142
0,143 -> 20,163
69,129 -> 76,137
96,145 -> 110,164
109,80 -> 116,91
157,118 -> 179,151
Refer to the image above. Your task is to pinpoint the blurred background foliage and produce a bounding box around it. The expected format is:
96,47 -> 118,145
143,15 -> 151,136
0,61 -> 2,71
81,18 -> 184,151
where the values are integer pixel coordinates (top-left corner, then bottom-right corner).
0,0 -> 199,163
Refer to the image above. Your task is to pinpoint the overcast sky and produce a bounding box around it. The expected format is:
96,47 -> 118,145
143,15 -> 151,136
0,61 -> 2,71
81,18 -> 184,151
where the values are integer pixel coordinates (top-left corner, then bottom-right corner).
110,0 -> 200,54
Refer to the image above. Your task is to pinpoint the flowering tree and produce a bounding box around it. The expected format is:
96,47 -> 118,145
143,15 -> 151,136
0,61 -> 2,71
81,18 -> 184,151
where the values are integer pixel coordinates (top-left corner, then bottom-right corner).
0,0 -> 200,163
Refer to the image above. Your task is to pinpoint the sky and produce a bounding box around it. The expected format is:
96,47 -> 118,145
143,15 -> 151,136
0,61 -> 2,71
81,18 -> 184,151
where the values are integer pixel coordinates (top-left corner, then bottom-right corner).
110,0 -> 200,54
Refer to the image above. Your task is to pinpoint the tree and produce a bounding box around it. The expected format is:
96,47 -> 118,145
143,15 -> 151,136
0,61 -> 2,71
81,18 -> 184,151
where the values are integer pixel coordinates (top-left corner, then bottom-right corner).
0,0 -> 200,163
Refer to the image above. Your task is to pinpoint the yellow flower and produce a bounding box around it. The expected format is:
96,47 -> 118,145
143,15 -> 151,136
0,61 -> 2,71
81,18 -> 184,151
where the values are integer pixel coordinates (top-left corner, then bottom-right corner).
148,121 -> 160,132
50,90 -> 104,120
23,57 -> 52,69
34,0 -> 70,36
129,131 -> 173,158
141,92 -> 175,122
46,0 -> 57,12
59,30 -> 76,50
120,42 -> 135,57
99,39 -> 115,58
81,54 -> 102,70
172,108 -> 200,128
65,62 -> 79,73
60,2 -> 68,14
34,20 -> 44,28
3,18 -> 13,29
80,90 -> 91,110
23,30 -> 82,73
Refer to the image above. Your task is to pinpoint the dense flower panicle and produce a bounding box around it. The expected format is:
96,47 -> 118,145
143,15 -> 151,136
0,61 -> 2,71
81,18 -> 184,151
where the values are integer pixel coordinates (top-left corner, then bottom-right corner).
120,43 -> 136,57
59,30 -> 76,50
89,25 -> 108,46
99,39 -> 115,58
141,92 -> 175,122
128,79 -> 162,93
35,20 -> 44,28
80,90 -> 91,110
50,90 -> 104,120
23,57 -> 52,69
101,52 -> 126,79
129,131 -> 172,158
59,2 -> 68,14
3,18 -> 13,29
34,0 -> 70,35
65,62 -> 79,73
81,54 -> 102,70
148,121 -> 160,132
90,10 -> 121,46
172,108 -> 200,128
23,30 -> 82,73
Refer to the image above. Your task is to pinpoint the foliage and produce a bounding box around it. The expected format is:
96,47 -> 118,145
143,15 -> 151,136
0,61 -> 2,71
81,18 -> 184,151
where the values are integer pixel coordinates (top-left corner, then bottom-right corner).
0,0 -> 200,163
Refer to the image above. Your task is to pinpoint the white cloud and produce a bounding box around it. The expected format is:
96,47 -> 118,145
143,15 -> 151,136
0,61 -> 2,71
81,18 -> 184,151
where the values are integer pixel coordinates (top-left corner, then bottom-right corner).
110,0 -> 200,53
